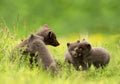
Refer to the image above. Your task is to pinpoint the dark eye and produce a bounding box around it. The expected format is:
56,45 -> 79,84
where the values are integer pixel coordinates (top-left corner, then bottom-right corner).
78,47 -> 82,49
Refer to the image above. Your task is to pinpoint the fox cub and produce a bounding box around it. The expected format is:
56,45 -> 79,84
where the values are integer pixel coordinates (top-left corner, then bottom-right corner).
25,34 -> 58,73
64,40 -> 86,70
77,39 -> 110,69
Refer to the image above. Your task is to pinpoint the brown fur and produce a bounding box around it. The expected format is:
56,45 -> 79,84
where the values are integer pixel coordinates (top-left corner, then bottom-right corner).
19,24 -> 59,48
26,34 -> 58,73
64,40 -> 86,70
77,39 -> 110,69
11,24 -> 59,60
36,24 -> 59,46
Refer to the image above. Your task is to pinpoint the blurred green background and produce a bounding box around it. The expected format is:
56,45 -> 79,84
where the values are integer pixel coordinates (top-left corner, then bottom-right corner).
0,0 -> 120,37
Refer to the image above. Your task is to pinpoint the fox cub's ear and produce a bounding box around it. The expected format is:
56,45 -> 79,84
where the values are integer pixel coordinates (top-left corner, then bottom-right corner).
27,34 -> 35,42
48,31 -> 53,38
67,43 -> 70,47
77,40 -> 80,43
82,38 -> 86,41
30,34 -> 34,39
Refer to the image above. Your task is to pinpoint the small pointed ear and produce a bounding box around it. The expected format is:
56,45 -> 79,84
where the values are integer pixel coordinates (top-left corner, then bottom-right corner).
77,40 -> 80,43
82,38 -> 86,41
30,34 -> 34,40
28,34 -> 34,42
48,31 -> 52,38
67,43 -> 70,47
30,34 -> 34,39
86,44 -> 91,50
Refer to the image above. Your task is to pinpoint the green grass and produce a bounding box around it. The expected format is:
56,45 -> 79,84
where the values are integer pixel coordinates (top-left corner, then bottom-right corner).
1,0 -> 120,35
0,26 -> 120,84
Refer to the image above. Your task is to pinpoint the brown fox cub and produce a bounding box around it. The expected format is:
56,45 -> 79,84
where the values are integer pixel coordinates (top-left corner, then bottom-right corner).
25,34 -> 58,73
77,39 -> 110,69
64,40 -> 87,70
19,24 -> 59,48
